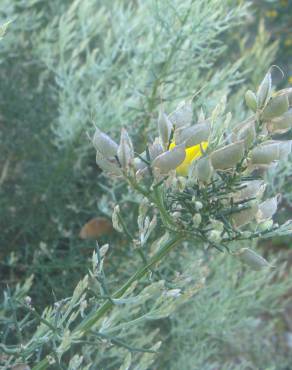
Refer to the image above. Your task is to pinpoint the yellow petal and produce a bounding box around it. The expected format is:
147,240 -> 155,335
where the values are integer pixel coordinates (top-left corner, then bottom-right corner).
169,141 -> 208,176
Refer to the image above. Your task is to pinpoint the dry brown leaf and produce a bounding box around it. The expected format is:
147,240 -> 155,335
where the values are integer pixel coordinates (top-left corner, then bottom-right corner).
79,217 -> 113,240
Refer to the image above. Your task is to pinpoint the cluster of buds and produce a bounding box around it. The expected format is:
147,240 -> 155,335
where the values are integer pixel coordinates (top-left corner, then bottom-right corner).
93,70 -> 292,269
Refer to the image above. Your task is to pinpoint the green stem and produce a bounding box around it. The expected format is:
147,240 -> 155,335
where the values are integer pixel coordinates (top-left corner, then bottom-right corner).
152,186 -> 174,228
32,233 -> 184,370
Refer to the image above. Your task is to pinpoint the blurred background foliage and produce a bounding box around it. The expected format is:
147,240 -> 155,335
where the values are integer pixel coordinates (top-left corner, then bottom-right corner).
0,0 -> 291,369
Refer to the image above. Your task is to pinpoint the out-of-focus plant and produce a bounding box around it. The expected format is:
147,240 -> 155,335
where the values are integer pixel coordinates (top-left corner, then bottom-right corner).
161,252 -> 292,370
30,0 -> 252,146
2,71 -> 291,369
252,0 -> 292,84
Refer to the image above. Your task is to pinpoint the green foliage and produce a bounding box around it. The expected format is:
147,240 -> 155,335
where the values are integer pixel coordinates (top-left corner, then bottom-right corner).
252,0 -> 292,84
163,251 -> 292,370
9,0 -> 252,146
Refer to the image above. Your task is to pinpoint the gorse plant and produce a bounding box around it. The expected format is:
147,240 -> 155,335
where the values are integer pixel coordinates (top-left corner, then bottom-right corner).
2,71 -> 291,369
1,2 -> 291,368
95,69 -> 292,257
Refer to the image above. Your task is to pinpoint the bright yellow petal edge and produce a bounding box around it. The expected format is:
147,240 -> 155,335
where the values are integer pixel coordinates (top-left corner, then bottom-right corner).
169,141 -> 208,176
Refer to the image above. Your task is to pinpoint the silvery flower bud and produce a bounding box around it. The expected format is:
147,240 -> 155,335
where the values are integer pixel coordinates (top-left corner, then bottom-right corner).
136,166 -> 152,181
210,219 -> 224,232
112,205 -> 123,232
261,95 -> 289,120
192,213 -> 202,227
172,211 -> 181,220
117,128 -> 134,169
257,219 -> 273,232
241,231 -> 252,239
170,100 -> 192,128
231,205 -> 258,228
96,151 -> 121,176
198,108 -> 206,123
288,90 -> 292,106
245,90 -> 257,112
195,201 -> 203,211
274,87 -> 292,105
266,109 -> 292,134
208,230 -> 222,244
174,123 -> 210,148
138,198 -> 149,231
257,71 -> 272,108
93,128 -> 118,158
134,156 -> 147,171
149,140 -> 164,160
256,195 -> 279,222
177,176 -> 187,191
100,244 -> 110,258
25,296 -> 32,306
152,144 -> 186,174
210,141 -> 245,170
193,156 -> 214,183
233,180 -> 265,202
235,248 -> 273,270
158,108 -> 173,149
250,141 -> 280,165
279,140 -> 292,159
235,122 -> 256,149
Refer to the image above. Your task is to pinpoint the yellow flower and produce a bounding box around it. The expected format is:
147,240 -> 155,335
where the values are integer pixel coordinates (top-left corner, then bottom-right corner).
284,39 -> 292,47
265,10 -> 278,18
288,76 -> 292,85
169,141 -> 208,176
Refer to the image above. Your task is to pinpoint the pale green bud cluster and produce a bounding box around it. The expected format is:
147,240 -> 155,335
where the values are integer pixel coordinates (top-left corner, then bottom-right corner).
92,69 -> 292,271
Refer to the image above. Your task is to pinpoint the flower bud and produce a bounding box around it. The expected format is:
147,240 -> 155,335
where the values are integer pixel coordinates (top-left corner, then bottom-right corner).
152,144 -> 186,174
193,156 -> 214,183
208,230 -> 222,244
93,128 -> 118,158
234,122 -> 256,149
257,219 -> 273,232
245,90 -> 257,112
174,123 -> 210,148
170,100 -> 192,128
257,71 -> 272,108
261,95 -> 289,120
233,180 -> 266,201
289,90 -> 292,106
250,141 -> 280,165
256,195 -> 279,222
192,213 -> 202,227
266,109 -> 292,134
198,108 -> 206,123
96,151 -> 121,176
210,219 -> 224,232
279,140 -> 292,158
231,205 -> 258,228
136,166 -> 151,181
149,140 -> 164,160
112,205 -> 123,232
210,141 -> 245,170
134,156 -> 147,171
274,87 -> 292,105
195,201 -> 203,211
177,176 -> 187,191
158,109 -> 173,149
117,128 -> 134,169
235,248 -> 273,270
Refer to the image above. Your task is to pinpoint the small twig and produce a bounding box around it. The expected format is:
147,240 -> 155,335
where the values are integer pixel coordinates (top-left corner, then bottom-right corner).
96,332 -> 158,354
